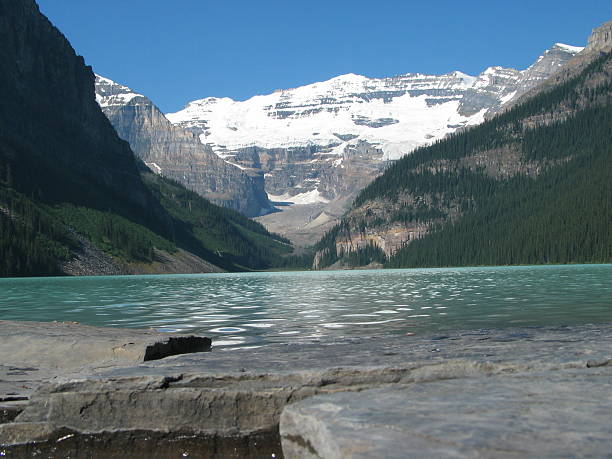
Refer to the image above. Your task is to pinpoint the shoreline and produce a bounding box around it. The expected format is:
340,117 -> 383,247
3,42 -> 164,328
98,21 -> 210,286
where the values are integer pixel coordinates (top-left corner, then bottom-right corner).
1,261 -> 610,281
1,320 -> 612,457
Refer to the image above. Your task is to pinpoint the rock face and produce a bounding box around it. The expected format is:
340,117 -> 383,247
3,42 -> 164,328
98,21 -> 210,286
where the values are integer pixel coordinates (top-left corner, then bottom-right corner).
0,320 -> 211,408
165,44 -> 580,243
0,320 -> 210,371
2,322 -> 612,458
95,76 -> 273,217
585,20 -> 612,54
0,0 -> 163,217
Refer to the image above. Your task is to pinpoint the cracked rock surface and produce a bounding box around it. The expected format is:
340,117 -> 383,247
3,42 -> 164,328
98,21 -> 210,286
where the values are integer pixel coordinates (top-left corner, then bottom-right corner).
1,321 -> 612,458
281,368 -> 612,458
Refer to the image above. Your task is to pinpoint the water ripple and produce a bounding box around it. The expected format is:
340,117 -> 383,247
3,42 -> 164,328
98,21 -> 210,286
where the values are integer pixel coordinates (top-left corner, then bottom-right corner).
0,265 -> 611,348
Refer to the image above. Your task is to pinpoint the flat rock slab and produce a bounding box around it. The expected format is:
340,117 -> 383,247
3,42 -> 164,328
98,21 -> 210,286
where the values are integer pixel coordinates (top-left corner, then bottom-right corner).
95,322 -> 612,379
0,320 -> 210,401
2,321 -> 612,457
281,367 -> 612,458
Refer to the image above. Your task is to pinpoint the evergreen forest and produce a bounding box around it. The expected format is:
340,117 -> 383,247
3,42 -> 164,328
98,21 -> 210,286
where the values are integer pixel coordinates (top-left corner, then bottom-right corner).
315,51 -> 612,269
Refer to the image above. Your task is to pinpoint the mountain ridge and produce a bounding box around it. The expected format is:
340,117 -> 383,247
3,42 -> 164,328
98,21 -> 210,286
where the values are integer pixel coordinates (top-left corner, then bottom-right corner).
93,41 -> 582,248
167,42 -> 582,158
163,42 -> 581,245
95,75 -> 274,217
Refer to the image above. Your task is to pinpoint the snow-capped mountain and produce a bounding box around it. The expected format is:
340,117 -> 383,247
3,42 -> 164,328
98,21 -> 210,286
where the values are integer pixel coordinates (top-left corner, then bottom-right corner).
164,43 -> 581,244
168,71 -> 484,162
168,43 -> 581,162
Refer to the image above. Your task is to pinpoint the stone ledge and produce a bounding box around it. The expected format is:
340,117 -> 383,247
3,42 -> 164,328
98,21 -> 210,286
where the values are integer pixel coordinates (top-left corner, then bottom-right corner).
0,320 -> 211,402
1,321 -> 612,457
0,427 -> 281,459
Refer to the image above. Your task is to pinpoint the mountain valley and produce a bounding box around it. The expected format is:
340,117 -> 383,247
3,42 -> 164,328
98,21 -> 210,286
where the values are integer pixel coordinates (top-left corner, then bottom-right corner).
166,43 -> 582,244
96,42 -> 583,246
0,0 -> 609,276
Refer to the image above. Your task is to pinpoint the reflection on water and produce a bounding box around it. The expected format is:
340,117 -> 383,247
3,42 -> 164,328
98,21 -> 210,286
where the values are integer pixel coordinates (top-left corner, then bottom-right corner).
0,265 -> 611,349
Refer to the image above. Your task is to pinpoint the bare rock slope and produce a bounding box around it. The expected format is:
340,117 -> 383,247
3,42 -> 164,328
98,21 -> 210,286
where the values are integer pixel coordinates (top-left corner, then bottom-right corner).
95,76 -> 273,217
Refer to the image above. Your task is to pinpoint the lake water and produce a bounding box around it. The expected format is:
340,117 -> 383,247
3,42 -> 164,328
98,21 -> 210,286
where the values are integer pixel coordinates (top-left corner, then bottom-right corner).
1,265 -> 610,349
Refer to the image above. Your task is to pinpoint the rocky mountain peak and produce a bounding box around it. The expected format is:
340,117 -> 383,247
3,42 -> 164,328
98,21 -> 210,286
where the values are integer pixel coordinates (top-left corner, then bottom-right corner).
94,76 -> 274,217
585,20 -> 612,54
517,42 -> 583,86
95,75 -> 145,108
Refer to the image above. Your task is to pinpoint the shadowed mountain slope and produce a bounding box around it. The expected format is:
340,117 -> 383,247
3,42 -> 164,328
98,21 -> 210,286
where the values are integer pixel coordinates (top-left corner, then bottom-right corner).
0,0 -> 291,277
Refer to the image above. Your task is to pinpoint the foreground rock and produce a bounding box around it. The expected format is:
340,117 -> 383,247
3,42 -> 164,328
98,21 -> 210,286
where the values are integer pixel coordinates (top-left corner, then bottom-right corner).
1,322 -> 612,458
281,367 -> 612,458
0,320 -> 211,402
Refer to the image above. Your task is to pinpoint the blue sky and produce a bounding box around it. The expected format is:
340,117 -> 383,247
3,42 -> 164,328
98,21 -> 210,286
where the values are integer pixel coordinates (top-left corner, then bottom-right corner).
37,0 -> 611,113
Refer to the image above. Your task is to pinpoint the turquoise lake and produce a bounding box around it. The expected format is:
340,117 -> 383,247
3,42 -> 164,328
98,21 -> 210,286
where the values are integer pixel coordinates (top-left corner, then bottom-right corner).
0,264 -> 610,348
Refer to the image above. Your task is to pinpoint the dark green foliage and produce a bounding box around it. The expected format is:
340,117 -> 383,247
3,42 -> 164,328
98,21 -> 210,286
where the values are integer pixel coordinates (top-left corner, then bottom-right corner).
312,222 -> 344,267
273,251 -> 315,270
0,213 -> 59,277
388,103 -> 612,267
383,55 -> 612,268
521,104 -> 612,162
0,179 -> 177,275
142,173 -> 293,271
317,51 -> 612,269
0,187 -> 73,277
313,223 -> 344,252
55,205 -> 175,263
0,166 -> 298,276
341,242 -> 387,267
0,167 -> 298,276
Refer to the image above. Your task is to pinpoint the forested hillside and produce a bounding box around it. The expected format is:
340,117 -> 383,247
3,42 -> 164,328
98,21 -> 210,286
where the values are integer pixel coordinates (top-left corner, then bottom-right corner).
0,163 -> 293,277
314,50 -> 612,269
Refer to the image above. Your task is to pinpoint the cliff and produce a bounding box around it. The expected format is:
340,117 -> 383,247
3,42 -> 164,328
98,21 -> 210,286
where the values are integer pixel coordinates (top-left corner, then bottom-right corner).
0,0 -> 163,219
95,76 -> 273,217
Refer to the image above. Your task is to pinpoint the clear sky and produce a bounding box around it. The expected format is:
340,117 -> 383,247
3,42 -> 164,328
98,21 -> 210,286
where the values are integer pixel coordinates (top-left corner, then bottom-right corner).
36,0 -> 612,113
